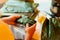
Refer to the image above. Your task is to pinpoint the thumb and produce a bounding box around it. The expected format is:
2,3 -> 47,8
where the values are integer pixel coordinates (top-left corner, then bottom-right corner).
30,23 -> 36,28
14,15 -> 21,19
10,15 -> 21,19
26,23 -> 30,28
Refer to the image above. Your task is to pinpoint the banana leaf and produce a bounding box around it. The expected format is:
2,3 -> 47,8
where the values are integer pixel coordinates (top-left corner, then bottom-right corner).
41,19 -> 49,40
49,17 -> 60,40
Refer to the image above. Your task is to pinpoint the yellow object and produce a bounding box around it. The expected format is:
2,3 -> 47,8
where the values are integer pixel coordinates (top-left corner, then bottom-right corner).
0,20 -> 14,40
38,16 -> 46,24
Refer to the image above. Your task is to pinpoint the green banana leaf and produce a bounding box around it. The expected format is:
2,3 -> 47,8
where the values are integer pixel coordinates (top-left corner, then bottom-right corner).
49,17 -> 60,40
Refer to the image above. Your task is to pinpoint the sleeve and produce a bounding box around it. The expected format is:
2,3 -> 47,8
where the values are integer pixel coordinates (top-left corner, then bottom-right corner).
0,20 -> 14,40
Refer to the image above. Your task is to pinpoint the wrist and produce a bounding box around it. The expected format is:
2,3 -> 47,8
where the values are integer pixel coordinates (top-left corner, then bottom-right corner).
25,33 -> 33,40
0,18 -> 7,23
26,33 -> 33,37
0,18 -> 10,25
26,32 -> 34,36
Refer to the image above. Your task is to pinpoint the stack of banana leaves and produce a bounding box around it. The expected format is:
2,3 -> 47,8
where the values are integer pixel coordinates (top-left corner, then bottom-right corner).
17,15 -> 36,26
1,0 -> 39,19
1,0 -> 39,13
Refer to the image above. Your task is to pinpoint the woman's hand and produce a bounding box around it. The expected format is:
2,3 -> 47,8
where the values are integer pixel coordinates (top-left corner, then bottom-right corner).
1,15 -> 21,25
25,23 -> 36,40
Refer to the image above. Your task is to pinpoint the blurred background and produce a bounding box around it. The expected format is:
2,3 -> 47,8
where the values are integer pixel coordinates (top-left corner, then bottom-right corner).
0,0 -> 52,11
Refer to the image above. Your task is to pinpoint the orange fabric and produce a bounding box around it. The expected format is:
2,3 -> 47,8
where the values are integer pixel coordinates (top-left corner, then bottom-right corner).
0,20 -> 14,40
32,31 -> 41,40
